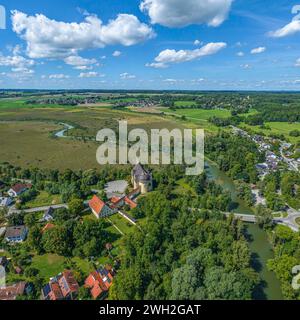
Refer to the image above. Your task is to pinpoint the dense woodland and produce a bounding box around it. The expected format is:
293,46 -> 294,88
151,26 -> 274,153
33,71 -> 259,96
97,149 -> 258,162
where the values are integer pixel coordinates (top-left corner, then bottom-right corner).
110,173 -> 259,300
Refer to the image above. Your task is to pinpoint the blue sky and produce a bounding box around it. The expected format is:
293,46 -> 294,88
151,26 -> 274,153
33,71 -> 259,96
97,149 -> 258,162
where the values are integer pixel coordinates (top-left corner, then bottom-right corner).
0,0 -> 300,90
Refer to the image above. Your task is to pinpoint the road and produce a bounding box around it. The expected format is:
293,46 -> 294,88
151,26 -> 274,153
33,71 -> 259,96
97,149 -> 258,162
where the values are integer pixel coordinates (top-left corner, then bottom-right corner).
8,204 -> 68,215
273,208 -> 300,232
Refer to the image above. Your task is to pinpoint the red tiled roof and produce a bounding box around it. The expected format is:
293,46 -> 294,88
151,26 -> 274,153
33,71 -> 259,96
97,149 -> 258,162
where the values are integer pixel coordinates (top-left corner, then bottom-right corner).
49,282 -> 64,300
11,183 -> 29,194
0,282 -> 26,300
110,196 -> 121,204
85,272 -> 108,299
42,223 -> 55,233
59,270 -> 79,296
89,195 -> 106,216
124,197 -> 137,209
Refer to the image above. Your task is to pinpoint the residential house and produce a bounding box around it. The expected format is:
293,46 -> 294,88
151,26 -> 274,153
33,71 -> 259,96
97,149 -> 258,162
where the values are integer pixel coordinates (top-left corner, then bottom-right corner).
89,195 -> 115,219
85,267 -> 114,300
8,183 -> 31,198
40,207 -> 54,222
0,281 -> 27,300
0,256 -> 8,268
5,226 -> 28,243
0,227 -> 6,238
42,270 -> 79,300
0,197 -> 12,207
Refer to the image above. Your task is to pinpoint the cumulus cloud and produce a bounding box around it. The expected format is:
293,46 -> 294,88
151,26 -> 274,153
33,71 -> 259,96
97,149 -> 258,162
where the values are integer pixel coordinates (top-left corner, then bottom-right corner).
120,72 -> 136,79
237,51 -> 244,57
145,62 -> 167,69
140,0 -> 233,28
64,55 -> 97,66
79,71 -> 101,78
112,51 -> 122,57
148,42 -> 227,68
250,47 -> 266,54
49,74 -> 70,79
0,53 -> 34,69
11,10 -> 155,59
269,5 -> 300,38
295,58 -> 300,67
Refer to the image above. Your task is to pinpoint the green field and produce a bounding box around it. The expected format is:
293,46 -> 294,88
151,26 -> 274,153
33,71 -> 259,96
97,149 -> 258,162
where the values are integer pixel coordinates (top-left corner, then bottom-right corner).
31,254 -> 94,280
174,100 -> 198,107
0,103 -> 182,170
171,108 -> 231,120
241,122 -> 300,143
24,191 -> 62,209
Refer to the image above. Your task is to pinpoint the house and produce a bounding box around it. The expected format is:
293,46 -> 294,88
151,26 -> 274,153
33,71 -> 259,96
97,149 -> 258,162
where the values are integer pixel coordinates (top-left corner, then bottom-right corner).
0,256 -> 8,268
42,270 -> 79,300
0,227 -> 6,238
42,223 -> 55,233
124,196 -> 137,209
8,183 -> 31,198
85,267 -> 114,300
0,197 -> 12,207
131,163 -> 153,194
5,226 -> 28,243
40,207 -> 54,222
0,281 -> 27,300
89,195 -> 115,219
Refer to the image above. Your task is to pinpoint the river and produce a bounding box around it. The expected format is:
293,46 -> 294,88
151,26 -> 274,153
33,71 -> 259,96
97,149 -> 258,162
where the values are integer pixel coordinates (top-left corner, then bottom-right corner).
205,159 -> 283,300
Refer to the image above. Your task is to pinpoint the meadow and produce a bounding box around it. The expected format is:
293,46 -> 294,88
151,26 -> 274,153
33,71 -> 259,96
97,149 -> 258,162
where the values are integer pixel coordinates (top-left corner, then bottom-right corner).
0,101 -> 184,170
241,122 -> 300,144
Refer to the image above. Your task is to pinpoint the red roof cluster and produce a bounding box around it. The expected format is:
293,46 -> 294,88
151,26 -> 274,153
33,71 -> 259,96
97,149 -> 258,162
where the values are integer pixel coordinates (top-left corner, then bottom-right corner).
85,267 -> 114,299
42,270 -> 79,300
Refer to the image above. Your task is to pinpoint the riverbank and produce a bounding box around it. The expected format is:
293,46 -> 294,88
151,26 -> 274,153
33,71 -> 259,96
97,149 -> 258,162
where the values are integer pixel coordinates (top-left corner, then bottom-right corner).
205,160 -> 283,300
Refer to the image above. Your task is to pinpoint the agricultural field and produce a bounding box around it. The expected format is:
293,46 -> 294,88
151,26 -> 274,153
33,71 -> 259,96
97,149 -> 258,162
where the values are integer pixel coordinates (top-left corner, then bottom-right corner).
241,122 -> 300,144
0,101 -> 184,170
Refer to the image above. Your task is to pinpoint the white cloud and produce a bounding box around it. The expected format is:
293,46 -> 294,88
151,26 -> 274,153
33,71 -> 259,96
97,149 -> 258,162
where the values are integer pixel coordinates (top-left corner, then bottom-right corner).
79,71 -> 101,78
0,53 -> 35,69
240,64 -> 251,69
250,47 -> 266,54
112,51 -> 122,57
148,42 -> 227,68
295,58 -> 300,67
49,74 -> 70,79
269,5 -> 300,38
140,0 -> 233,28
120,72 -> 136,79
11,10 -> 155,59
237,51 -> 244,57
145,62 -> 167,69
64,55 -> 97,66
194,39 -> 202,46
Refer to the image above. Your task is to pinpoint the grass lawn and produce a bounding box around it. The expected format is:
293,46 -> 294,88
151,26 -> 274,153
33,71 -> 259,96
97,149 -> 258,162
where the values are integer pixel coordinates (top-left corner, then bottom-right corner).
106,213 -> 135,235
31,254 -> 66,279
241,122 -> 300,144
31,254 -> 95,280
24,191 -> 62,208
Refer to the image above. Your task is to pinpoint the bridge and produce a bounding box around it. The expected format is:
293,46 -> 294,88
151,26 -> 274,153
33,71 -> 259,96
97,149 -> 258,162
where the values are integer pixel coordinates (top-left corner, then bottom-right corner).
223,211 -> 300,232
223,212 -> 256,223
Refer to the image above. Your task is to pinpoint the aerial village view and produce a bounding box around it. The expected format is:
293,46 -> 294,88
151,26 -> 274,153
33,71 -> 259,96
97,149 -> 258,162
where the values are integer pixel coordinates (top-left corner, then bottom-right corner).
0,0 -> 300,311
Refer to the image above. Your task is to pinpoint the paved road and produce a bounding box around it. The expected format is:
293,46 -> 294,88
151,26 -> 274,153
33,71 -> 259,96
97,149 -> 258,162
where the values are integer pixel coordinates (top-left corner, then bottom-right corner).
273,208 -> 300,232
8,204 -> 68,215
